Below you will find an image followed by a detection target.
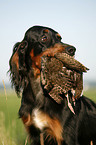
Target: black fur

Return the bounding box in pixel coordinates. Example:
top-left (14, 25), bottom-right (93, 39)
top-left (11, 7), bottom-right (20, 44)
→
top-left (9, 26), bottom-right (96, 145)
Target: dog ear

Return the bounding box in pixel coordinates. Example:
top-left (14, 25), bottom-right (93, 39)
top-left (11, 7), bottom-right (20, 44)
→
top-left (9, 40), bottom-right (28, 95)
top-left (18, 41), bottom-right (28, 74)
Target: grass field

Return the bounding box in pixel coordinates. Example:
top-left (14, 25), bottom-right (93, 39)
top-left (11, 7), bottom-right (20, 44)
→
top-left (0, 90), bottom-right (28, 145)
top-left (0, 87), bottom-right (96, 145)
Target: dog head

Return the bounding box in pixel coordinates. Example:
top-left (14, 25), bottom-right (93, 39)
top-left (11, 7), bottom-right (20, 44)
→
top-left (9, 26), bottom-right (76, 94)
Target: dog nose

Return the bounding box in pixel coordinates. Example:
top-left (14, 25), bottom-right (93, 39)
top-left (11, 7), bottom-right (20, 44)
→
top-left (66, 46), bottom-right (76, 56)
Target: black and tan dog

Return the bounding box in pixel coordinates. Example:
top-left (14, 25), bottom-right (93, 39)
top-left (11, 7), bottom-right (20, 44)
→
top-left (9, 26), bottom-right (96, 145)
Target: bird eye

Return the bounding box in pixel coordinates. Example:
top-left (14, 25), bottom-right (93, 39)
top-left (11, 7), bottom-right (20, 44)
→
top-left (41, 36), bottom-right (47, 42)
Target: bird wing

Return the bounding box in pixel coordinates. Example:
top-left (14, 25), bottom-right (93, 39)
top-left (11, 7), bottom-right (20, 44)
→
top-left (41, 56), bottom-right (76, 103)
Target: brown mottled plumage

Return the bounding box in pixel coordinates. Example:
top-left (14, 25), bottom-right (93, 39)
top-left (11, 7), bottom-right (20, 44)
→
top-left (41, 53), bottom-right (89, 104)
top-left (55, 53), bottom-right (89, 72)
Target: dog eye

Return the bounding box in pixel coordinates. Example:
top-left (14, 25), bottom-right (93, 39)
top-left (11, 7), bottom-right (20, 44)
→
top-left (41, 36), bottom-right (48, 42)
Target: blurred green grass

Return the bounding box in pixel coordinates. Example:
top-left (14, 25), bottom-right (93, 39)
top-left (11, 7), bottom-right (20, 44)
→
top-left (0, 87), bottom-right (96, 145)
top-left (83, 88), bottom-right (96, 102)
top-left (0, 89), bottom-right (28, 145)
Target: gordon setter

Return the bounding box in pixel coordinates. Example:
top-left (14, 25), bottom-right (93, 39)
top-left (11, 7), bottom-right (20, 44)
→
top-left (9, 26), bottom-right (96, 145)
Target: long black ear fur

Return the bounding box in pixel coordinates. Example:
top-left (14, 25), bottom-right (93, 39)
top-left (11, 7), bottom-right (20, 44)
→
top-left (9, 40), bottom-right (28, 96)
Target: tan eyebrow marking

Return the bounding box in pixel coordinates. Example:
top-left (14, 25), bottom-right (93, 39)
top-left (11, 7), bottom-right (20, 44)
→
top-left (43, 29), bottom-right (49, 33)
top-left (57, 33), bottom-right (61, 38)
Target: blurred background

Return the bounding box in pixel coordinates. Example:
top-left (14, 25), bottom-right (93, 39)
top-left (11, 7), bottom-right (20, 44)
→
top-left (0, 0), bottom-right (96, 145)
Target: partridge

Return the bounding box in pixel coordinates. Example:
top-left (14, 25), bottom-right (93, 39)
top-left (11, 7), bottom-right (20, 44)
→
top-left (41, 53), bottom-right (89, 104)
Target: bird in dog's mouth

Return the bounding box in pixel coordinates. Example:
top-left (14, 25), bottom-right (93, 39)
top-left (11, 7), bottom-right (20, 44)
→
top-left (41, 52), bottom-right (89, 113)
